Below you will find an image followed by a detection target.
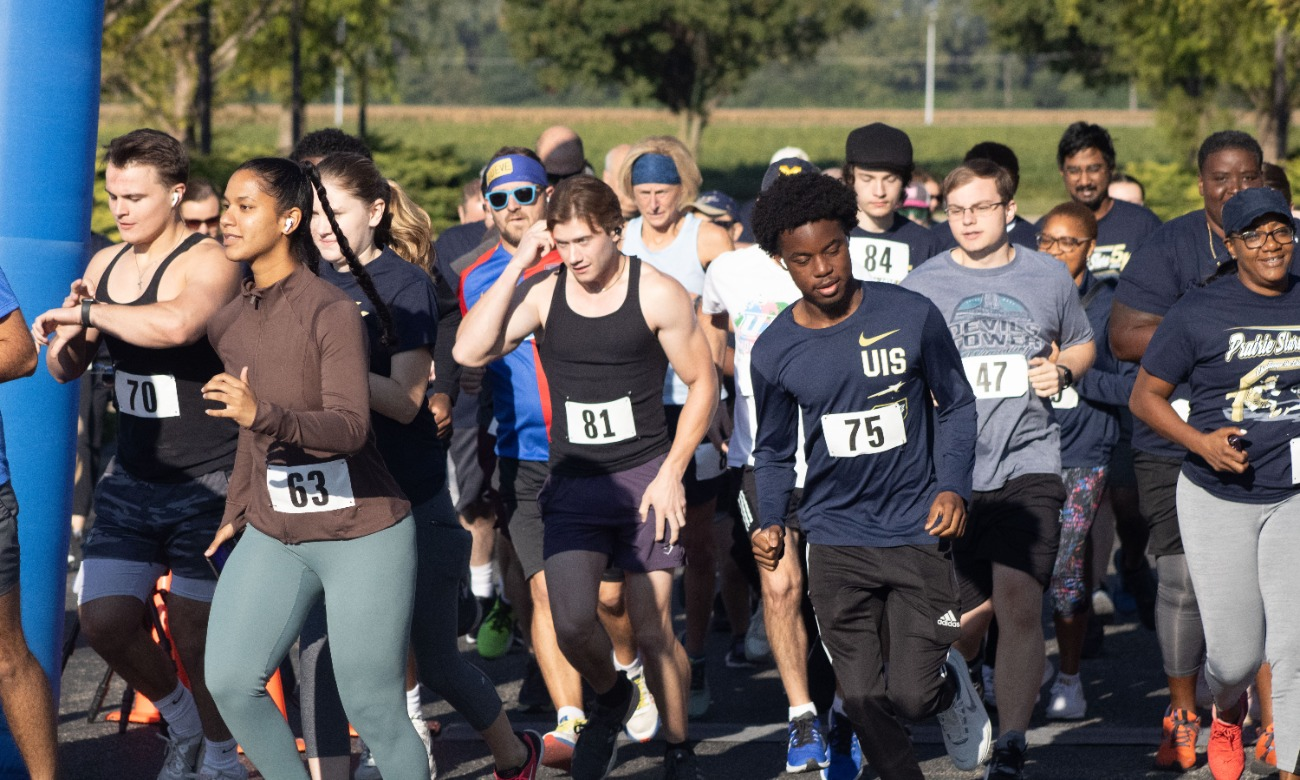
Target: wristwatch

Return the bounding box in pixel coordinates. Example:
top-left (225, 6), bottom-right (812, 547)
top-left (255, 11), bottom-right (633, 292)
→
top-left (1057, 364), bottom-right (1074, 390)
top-left (80, 298), bottom-right (96, 328)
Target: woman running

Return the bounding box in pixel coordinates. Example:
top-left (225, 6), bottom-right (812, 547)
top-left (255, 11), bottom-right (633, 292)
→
top-left (1131, 187), bottom-right (1300, 780)
top-left (199, 157), bottom-right (426, 780)
top-left (299, 152), bottom-right (542, 780)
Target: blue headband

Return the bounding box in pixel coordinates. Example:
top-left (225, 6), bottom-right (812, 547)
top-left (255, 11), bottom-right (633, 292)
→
top-left (631, 153), bottom-right (681, 185)
top-left (484, 154), bottom-right (548, 192)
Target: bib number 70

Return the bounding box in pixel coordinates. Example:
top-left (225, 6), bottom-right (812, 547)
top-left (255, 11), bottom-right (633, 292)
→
top-left (822, 402), bottom-right (907, 458)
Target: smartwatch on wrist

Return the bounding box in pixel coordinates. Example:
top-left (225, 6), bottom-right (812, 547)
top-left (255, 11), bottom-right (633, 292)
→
top-left (80, 298), bottom-right (96, 328)
top-left (1058, 364), bottom-right (1074, 390)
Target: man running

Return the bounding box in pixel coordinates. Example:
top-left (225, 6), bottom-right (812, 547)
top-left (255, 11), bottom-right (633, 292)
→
top-left (1054, 122), bottom-right (1161, 276)
top-left (32, 129), bottom-right (243, 780)
top-left (0, 268), bottom-right (57, 780)
top-left (841, 123), bottom-right (945, 284)
top-left (454, 175), bottom-right (718, 779)
top-left (902, 159), bottom-right (1095, 779)
top-left (748, 169), bottom-right (990, 780)
top-left (179, 179), bottom-right (222, 239)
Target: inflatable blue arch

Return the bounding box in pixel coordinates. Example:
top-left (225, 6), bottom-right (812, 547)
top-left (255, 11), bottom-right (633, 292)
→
top-left (0, 3), bottom-right (105, 776)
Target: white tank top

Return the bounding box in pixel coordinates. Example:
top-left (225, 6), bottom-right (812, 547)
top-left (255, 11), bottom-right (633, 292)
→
top-left (622, 212), bottom-right (708, 406)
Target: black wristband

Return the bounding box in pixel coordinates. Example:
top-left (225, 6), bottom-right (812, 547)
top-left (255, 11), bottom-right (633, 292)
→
top-left (80, 298), bottom-right (95, 329)
top-left (1058, 364), bottom-right (1074, 389)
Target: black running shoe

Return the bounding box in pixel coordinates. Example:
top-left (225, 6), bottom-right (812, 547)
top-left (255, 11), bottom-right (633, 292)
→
top-left (570, 674), bottom-right (635, 780)
top-left (984, 739), bottom-right (1027, 779)
top-left (663, 745), bottom-right (703, 780)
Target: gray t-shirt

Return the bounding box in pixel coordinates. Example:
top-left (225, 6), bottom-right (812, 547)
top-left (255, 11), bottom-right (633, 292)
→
top-left (901, 248), bottom-right (1093, 491)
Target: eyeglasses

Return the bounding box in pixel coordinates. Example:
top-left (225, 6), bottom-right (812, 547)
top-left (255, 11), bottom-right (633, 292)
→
top-left (184, 216), bottom-right (220, 230)
top-left (1236, 225), bottom-right (1296, 249)
top-left (1036, 233), bottom-right (1089, 250)
top-left (943, 201), bottom-right (1006, 218)
top-left (487, 185), bottom-right (541, 211)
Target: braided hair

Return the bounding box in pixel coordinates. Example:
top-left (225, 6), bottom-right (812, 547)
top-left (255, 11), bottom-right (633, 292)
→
top-left (303, 159), bottom-right (397, 348)
top-left (232, 157), bottom-right (322, 273)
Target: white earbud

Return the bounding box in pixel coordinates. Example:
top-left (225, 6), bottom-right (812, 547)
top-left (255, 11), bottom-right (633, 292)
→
top-left (285, 219), bottom-right (294, 231)
top-left (170, 193), bottom-right (180, 207)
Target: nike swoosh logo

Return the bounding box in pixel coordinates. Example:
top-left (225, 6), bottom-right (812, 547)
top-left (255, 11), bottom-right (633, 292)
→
top-left (859, 329), bottom-right (899, 347)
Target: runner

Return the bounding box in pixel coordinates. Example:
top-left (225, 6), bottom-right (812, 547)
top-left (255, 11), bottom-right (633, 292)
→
top-left (901, 159), bottom-right (1095, 779)
top-left (180, 178), bottom-right (222, 238)
top-left (199, 156), bottom-right (425, 780)
top-left (1130, 187), bottom-right (1300, 780)
top-left (32, 129), bottom-right (243, 780)
top-left (1035, 202), bottom-right (1136, 720)
top-left (297, 152), bottom-right (543, 780)
top-left (1053, 122), bottom-right (1161, 276)
top-left (617, 136), bottom-right (733, 717)
top-left (841, 123), bottom-right (944, 284)
top-left (748, 169), bottom-right (990, 780)
top-left (454, 175), bottom-right (718, 779)
top-left (699, 159), bottom-right (831, 775)
top-left (0, 269), bottom-right (57, 780)
top-left (960, 143), bottom-right (1037, 249)
top-left (460, 148), bottom-right (657, 767)
top-left (1110, 130), bottom-right (1265, 772)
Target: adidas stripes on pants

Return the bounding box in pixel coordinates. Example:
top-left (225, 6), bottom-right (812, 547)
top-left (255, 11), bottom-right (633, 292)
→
top-left (806, 542), bottom-right (962, 780)
top-left (1176, 475), bottom-right (1300, 774)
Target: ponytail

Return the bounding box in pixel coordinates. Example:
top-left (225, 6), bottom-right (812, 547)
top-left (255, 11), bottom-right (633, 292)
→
top-left (384, 179), bottom-right (437, 278)
top-left (304, 162), bottom-right (398, 348)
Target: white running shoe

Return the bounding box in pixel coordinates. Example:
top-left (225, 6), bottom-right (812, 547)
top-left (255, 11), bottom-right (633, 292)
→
top-left (412, 715), bottom-right (438, 778)
top-left (1045, 674), bottom-right (1087, 720)
top-left (937, 648), bottom-right (994, 771)
top-left (354, 739), bottom-right (381, 780)
top-left (624, 669), bottom-right (661, 742)
top-left (197, 764), bottom-right (249, 780)
top-left (157, 731), bottom-right (203, 780)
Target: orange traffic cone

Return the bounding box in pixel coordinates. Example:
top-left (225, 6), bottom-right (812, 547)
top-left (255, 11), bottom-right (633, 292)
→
top-left (105, 690), bottom-right (160, 724)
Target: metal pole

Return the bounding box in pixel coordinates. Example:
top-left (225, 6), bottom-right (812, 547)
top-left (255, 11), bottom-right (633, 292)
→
top-left (925, 2), bottom-right (937, 126)
top-left (334, 16), bottom-right (346, 127)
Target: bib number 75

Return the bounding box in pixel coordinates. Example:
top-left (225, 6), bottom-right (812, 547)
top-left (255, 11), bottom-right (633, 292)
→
top-left (822, 402), bottom-right (907, 458)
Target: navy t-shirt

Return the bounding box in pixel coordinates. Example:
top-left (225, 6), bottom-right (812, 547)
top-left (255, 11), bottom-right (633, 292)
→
top-left (848, 214), bottom-right (945, 284)
top-left (0, 266), bottom-right (17, 486)
top-left (1034, 199), bottom-right (1161, 276)
top-left (1053, 274), bottom-right (1136, 468)
top-left (750, 282), bottom-right (977, 547)
top-left (434, 221), bottom-right (488, 289)
top-left (1115, 209), bottom-right (1229, 458)
top-left (1142, 274), bottom-right (1300, 503)
top-left (320, 249), bottom-right (445, 503)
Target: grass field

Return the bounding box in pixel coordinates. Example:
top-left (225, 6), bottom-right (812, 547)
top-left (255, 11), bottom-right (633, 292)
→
top-left (98, 105), bottom-right (1216, 235)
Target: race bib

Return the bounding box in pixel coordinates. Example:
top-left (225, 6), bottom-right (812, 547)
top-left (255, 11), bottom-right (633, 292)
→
top-left (849, 236), bottom-right (910, 284)
top-left (114, 371), bottom-right (181, 418)
top-left (962, 355), bottom-right (1029, 400)
top-left (1171, 398), bottom-right (1191, 422)
top-left (267, 460), bottom-right (356, 514)
top-left (821, 403), bottom-right (907, 458)
top-left (565, 397), bottom-right (637, 445)
top-left (1050, 386), bottom-right (1079, 409)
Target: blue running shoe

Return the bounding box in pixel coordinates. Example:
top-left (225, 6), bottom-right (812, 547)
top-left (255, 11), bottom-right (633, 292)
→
top-left (820, 710), bottom-right (861, 780)
top-left (786, 713), bottom-right (829, 773)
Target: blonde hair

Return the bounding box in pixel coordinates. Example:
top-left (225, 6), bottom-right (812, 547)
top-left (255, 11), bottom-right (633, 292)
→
top-left (618, 135), bottom-right (702, 212)
top-left (385, 179), bottom-right (435, 275)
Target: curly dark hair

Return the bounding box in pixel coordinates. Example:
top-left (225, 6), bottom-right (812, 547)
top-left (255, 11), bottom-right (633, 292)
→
top-left (752, 172), bottom-right (858, 258)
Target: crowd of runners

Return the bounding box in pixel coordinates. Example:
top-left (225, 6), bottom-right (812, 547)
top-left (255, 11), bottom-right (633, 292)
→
top-left (0, 117), bottom-right (1295, 780)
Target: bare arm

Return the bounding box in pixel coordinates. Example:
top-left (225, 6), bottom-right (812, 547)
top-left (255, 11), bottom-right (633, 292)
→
top-left (370, 347), bottom-right (432, 424)
top-left (701, 311), bottom-right (729, 370)
top-left (1028, 340), bottom-right (1096, 398)
top-left (1130, 367), bottom-right (1246, 474)
top-left (1109, 301), bottom-right (1163, 363)
top-left (0, 308), bottom-right (37, 383)
top-left (452, 222), bottom-right (551, 367)
top-left (696, 221), bottom-right (735, 268)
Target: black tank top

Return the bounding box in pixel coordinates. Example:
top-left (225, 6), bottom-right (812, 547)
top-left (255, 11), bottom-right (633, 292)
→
top-left (98, 235), bottom-right (237, 481)
top-left (538, 257), bottom-right (670, 476)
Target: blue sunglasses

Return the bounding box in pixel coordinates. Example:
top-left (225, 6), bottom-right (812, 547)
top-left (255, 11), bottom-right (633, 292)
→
top-left (487, 185), bottom-right (541, 210)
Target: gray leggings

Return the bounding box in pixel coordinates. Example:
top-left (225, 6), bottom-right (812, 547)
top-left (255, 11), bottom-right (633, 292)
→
top-left (206, 519), bottom-right (428, 780)
top-left (300, 489), bottom-right (502, 758)
top-left (1177, 475), bottom-right (1300, 773)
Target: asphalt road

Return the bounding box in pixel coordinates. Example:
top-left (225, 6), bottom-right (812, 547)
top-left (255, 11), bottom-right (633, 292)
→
top-left (55, 569), bottom-right (1282, 780)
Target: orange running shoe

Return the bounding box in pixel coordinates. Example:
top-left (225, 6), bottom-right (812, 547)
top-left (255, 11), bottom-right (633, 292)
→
top-left (1254, 723), bottom-right (1277, 768)
top-left (1155, 706), bottom-right (1200, 771)
top-left (1208, 697), bottom-right (1246, 780)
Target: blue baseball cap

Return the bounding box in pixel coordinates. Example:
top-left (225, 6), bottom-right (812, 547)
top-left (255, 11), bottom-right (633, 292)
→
top-left (1222, 187), bottom-right (1292, 235)
top-left (690, 191), bottom-right (740, 222)
top-left (761, 158), bottom-right (821, 193)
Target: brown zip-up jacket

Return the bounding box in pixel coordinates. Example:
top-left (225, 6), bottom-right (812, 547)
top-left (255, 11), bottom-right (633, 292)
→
top-left (208, 265), bottom-right (410, 542)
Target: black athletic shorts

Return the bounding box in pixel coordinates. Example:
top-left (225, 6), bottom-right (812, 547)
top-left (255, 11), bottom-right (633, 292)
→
top-left (664, 405), bottom-right (723, 506)
top-left (448, 391), bottom-right (498, 516)
top-left (737, 465), bottom-right (802, 533)
top-left (1133, 452), bottom-right (1183, 558)
top-left (0, 482), bottom-right (20, 597)
top-left (497, 457), bottom-right (549, 580)
top-left (955, 472), bottom-right (1065, 610)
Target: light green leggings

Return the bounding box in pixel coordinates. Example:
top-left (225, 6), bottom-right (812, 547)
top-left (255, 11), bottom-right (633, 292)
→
top-left (205, 518), bottom-right (427, 780)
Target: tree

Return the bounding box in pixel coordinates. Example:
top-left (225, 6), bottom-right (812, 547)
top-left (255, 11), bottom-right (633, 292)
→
top-left (501, 0), bottom-right (874, 153)
top-left (975, 0), bottom-right (1300, 161)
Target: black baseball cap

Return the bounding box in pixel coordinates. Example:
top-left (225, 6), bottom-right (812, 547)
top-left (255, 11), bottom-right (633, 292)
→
top-left (1221, 187), bottom-right (1292, 235)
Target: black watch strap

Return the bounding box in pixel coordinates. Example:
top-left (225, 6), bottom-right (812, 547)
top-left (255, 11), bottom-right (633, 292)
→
top-left (80, 298), bottom-right (96, 328)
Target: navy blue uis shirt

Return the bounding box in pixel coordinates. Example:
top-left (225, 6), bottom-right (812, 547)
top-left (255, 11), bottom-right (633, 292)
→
top-left (1054, 273), bottom-right (1136, 468)
top-left (750, 282), bottom-right (977, 548)
top-left (1115, 209), bottom-right (1229, 458)
top-left (1142, 273), bottom-right (1300, 503)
